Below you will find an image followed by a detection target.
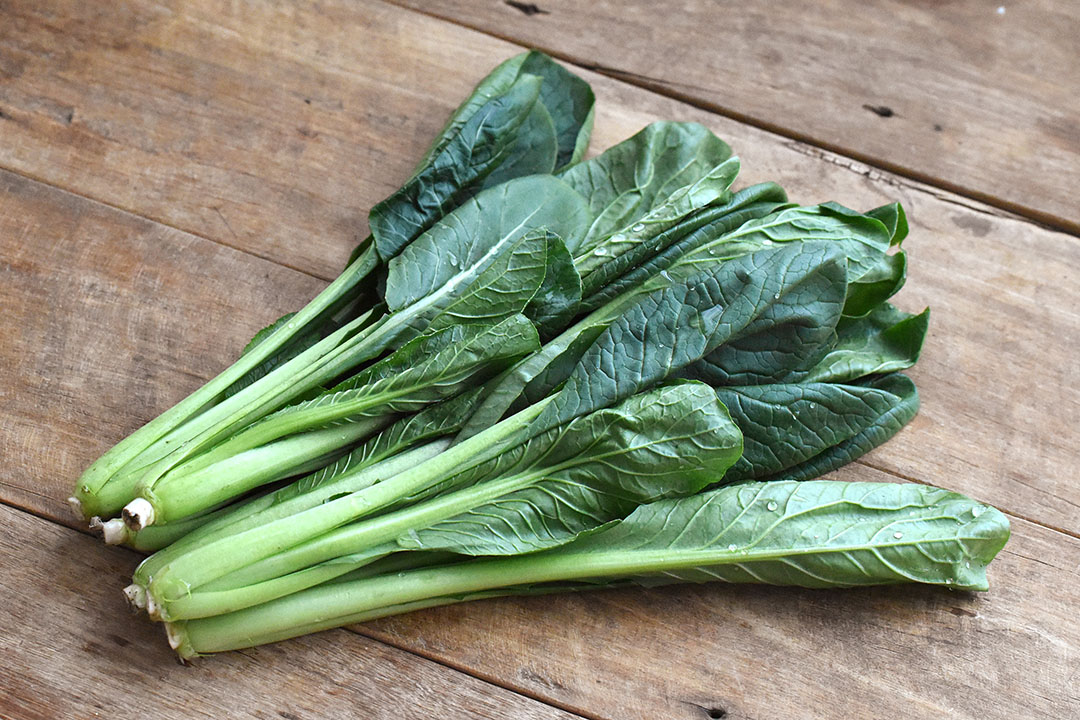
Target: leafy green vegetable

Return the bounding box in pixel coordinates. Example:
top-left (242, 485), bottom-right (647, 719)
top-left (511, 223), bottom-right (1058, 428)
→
top-left (370, 52), bottom-right (594, 261)
top-left (67, 51), bottom-right (1012, 665)
top-left (167, 481), bottom-right (1009, 657)
top-left (803, 304), bottom-right (929, 383)
top-left (146, 382), bottom-right (743, 619)
top-left (124, 176), bottom-right (588, 526)
top-left (73, 53), bottom-right (595, 521)
top-left (717, 374), bottom-right (919, 483)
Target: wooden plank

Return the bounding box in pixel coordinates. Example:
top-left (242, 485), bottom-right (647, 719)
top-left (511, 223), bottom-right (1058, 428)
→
top-left (0, 503), bottom-right (581, 720)
top-left (360, 464), bottom-right (1080, 720)
top-left (0, 168), bottom-right (324, 524)
top-left (0, 0), bottom-right (460, 279)
top-left (386, 0), bottom-right (1080, 232)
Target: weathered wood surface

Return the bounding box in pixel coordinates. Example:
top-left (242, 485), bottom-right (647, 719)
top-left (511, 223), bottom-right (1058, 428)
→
top-left (388, 0), bottom-right (1080, 232)
top-left (0, 0), bottom-right (1077, 718)
top-left (0, 503), bottom-right (582, 720)
top-left (361, 466), bottom-right (1080, 720)
top-left (0, 168), bottom-right (323, 525)
top-left (0, 0), bottom-right (1075, 530)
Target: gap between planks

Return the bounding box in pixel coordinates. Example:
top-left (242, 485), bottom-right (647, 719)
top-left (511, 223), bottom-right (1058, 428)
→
top-left (378, 0), bottom-right (1080, 240)
top-left (349, 625), bottom-right (611, 720)
top-left (0, 494), bottom-right (594, 720)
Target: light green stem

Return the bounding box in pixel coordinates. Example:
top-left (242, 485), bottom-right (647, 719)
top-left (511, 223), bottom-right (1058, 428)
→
top-left (146, 400), bottom-right (551, 602)
top-left (72, 244), bottom-right (379, 519)
top-left (137, 415), bottom-right (391, 524)
top-left (132, 440), bottom-right (452, 586)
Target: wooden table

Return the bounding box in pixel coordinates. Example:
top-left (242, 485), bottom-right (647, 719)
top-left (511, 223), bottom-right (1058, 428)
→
top-left (2, 2), bottom-right (1077, 717)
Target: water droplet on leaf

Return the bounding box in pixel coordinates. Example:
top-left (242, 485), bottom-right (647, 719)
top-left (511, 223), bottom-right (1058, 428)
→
top-left (893, 531), bottom-right (903, 539)
top-left (632, 223), bottom-right (645, 232)
top-left (766, 501), bottom-right (778, 511)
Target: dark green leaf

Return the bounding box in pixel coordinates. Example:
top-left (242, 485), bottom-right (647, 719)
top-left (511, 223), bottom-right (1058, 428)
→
top-left (580, 182), bottom-right (790, 312)
top-left (553, 479), bottom-right (1010, 591)
top-left (866, 202), bottom-right (909, 246)
top-left (523, 231), bottom-right (583, 338)
top-left (765, 374), bottom-right (919, 482)
top-left (559, 122), bottom-right (734, 257)
top-left (716, 374), bottom-right (919, 482)
top-left (842, 250), bottom-right (907, 318)
top-left (536, 243), bottom-right (848, 432)
top-left (803, 304), bottom-right (929, 383)
top-left (384, 175), bottom-right (590, 332)
top-left (398, 381), bottom-right (742, 555)
top-left (519, 51), bottom-right (595, 170)
top-left (371, 75), bottom-right (544, 261)
top-left (474, 99), bottom-right (558, 190)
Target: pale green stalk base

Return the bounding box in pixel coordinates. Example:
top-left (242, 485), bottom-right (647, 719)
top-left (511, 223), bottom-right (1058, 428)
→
top-left (144, 399), bottom-right (552, 609)
top-left (131, 439), bottom-right (452, 588)
top-left (72, 244), bottom-right (379, 520)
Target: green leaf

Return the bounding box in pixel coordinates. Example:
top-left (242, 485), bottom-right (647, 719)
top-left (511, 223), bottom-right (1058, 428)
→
top-left (398, 381), bottom-right (743, 555)
top-left (716, 374), bottom-right (920, 483)
top-left (559, 122), bottom-right (734, 257)
top-left (803, 304), bottom-right (929, 383)
top-left (518, 51), bottom-right (595, 170)
top-left (580, 182), bottom-right (790, 312)
top-left (842, 250), bottom-right (907, 318)
top-left (169, 482), bottom-right (1009, 654)
top-left (286, 390), bottom-right (484, 499)
top-left (474, 99), bottom-right (558, 190)
top-left (679, 202), bottom-right (890, 275)
top-left (369, 52), bottom-right (595, 261)
top-left (371, 75), bottom-right (544, 261)
top-left (536, 242), bottom-right (848, 432)
top-left (573, 157), bottom-right (742, 295)
top-left (259, 315), bottom-right (540, 434)
top-left (552, 480), bottom-right (1010, 591)
top-left (866, 202), bottom-right (909, 246)
top-left (523, 231), bottom-right (583, 338)
top-left (681, 248), bottom-right (848, 386)
top-left (765, 374), bottom-right (919, 482)
top-left (384, 175), bottom-right (589, 332)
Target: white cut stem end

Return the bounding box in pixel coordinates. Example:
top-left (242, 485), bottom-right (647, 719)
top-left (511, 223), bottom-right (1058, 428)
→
top-left (123, 583), bottom-right (147, 612)
top-left (101, 519), bottom-right (131, 545)
top-left (165, 622), bottom-right (183, 650)
top-left (122, 498), bottom-right (155, 531)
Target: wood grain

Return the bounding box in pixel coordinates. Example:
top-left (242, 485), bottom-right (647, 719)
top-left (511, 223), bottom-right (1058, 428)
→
top-left (0, 503), bottom-right (581, 720)
top-left (387, 0), bottom-right (1080, 232)
top-left (0, 168), bottom-right (323, 524)
top-left (360, 464), bottom-right (1080, 720)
